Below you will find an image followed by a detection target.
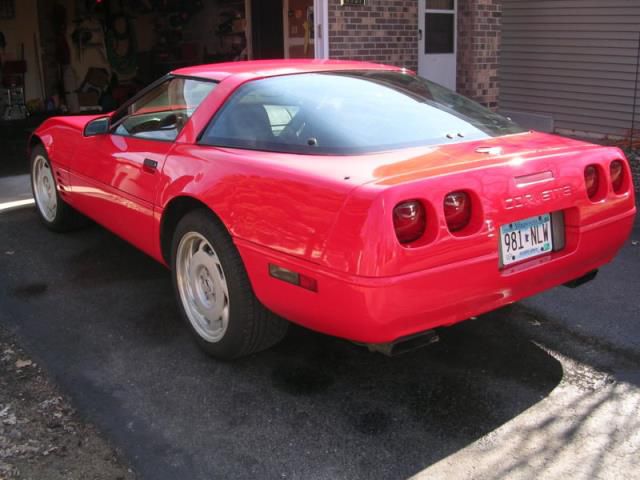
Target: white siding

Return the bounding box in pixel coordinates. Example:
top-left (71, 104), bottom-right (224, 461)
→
top-left (499, 0), bottom-right (640, 137)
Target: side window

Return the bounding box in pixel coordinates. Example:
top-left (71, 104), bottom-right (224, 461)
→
top-left (113, 77), bottom-right (216, 141)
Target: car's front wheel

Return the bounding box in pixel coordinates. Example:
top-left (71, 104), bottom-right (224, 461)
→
top-left (30, 144), bottom-right (85, 232)
top-left (171, 209), bottom-right (288, 359)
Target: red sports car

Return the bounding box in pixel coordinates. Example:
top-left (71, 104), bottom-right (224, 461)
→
top-left (30, 60), bottom-right (636, 359)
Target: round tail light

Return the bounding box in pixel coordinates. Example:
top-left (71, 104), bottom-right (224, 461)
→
top-left (444, 191), bottom-right (472, 232)
top-left (584, 165), bottom-right (600, 200)
top-left (393, 200), bottom-right (426, 244)
top-left (610, 160), bottom-right (625, 193)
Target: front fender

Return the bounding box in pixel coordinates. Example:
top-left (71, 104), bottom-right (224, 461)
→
top-left (31, 115), bottom-right (102, 169)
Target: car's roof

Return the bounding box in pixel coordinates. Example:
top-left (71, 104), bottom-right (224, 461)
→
top-left (172, 59), bottom-right (405, 82)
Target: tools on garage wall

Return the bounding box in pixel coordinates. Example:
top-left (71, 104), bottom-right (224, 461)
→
top-left (0, 0), bottom-right (293, 116)
top-left (1, 42), bottom-right (28, 120)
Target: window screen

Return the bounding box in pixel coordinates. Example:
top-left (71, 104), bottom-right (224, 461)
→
top-left (425, 13), bottom-right (455, 54)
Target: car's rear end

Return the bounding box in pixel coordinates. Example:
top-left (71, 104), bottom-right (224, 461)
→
top-left (226, 67), bottom-right (635, 347)
top-left (331, 132), bottom-right (635, 333)
top-left (242, 133), bottom-right (635, 346)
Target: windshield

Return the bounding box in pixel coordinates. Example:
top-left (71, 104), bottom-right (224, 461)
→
top-left (200, 70), bottom-right (524, 155)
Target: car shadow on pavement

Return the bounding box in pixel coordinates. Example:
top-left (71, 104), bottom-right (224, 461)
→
top-left (0, 208), bottom-right (564, 480)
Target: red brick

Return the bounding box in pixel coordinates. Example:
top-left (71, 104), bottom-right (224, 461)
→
top-left (457, 0), bottom-right (502, 109)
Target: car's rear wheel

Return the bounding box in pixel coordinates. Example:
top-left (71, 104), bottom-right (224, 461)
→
top-left (171, 209), bottom-right (288, 359)
top-left (30, 145), bottom-right (85, 232)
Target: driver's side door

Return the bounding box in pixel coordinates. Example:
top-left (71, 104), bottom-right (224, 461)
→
top-left (69, 76), bottom-right (216, 253)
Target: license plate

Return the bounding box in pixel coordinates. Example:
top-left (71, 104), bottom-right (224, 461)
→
top-left (500, 213), bottom-right (553, 267)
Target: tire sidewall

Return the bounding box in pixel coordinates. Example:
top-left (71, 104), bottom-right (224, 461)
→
top-left (170, 210), bottom-right (255, 359)
top-left (30, 145), bottom-right (64, 229)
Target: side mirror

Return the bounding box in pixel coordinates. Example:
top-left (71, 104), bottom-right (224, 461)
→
top-left (84, 116), bottom-right (110, 136)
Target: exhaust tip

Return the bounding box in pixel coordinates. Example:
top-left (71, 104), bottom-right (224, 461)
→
top-left (367, 330), bottom-right (439, 357)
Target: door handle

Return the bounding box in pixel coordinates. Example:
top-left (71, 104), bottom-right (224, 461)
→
top-left (418, 29), bottom-right (422, 40)
top-left (143, 158), bottom-right (158, 172)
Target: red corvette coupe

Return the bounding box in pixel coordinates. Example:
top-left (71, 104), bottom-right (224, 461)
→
top-left (30, 60), bottom-right (636, 359)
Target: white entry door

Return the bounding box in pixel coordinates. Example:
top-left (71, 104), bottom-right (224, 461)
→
top-left (314, 0), bottom-right (329, 59)
top-left (418, 0), bottom-right (457, 90)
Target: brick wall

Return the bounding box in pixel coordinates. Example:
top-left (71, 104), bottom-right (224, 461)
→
top-left (457, 0), bottom-right (502, 108)
top-left (328, 0), bottom-right (418, 72)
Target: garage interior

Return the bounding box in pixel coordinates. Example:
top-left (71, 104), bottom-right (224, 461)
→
top-left (0, 0), bottom-right (316, 118)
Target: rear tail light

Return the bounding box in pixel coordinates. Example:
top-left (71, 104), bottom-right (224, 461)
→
top-left (393, 200), bottom-right (426, 244)
top-left (610, 160), bottom-right (625, 193)
top-left (584, 165), bottom-right (600, 199)
top-left (444, 191), bottom-right (471, 232)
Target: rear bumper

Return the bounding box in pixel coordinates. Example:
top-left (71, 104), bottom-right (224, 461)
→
top-left (237, 208), bottom-right (636, 344)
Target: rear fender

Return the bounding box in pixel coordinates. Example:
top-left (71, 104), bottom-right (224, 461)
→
top-left (157, 144), bottom-right (360, 265)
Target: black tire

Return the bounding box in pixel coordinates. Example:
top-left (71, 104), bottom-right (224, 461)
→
top-left (30, 144), bottom-right (86, 232)
top-left (170, 209), bottom-right (288, 359)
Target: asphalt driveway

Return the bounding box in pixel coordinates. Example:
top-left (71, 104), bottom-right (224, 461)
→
top-left (0, 205), bottom-right (638, 479)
